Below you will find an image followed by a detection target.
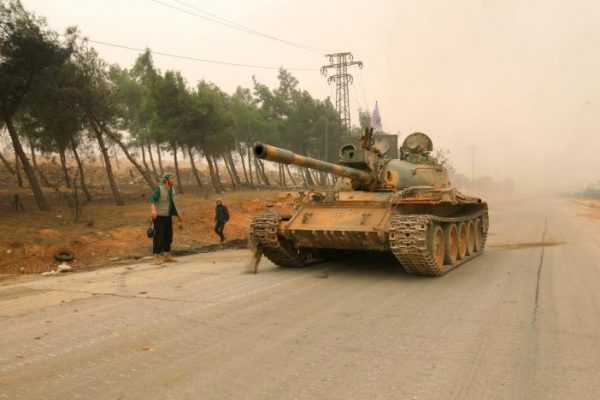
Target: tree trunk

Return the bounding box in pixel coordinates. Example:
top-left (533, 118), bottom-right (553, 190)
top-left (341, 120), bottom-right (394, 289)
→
top-left (320, 171), bottom-right (327, 186)
top-left (222, 154), bottom-right (236, 188)
top-left (28, 137), bottom-right (52, 187)
top-left (253, 155), bottom-right (263, 185)
top-left (316, 171), bottom-right (324, 186)
top-left (0, 151), bottom-right (15, 174)
top-left (212, 154), bottom-right (226, 192)
top-left (312, 170), bottom-right (320, 186)
top-left (172, 143), bottom-right (184, 194)
top-left (187, 145), bottom-right (203, 188)
top-left (285, 165), bottom-right (298, 186)
top-left (71, 140), bottom-right (92, 202)
top-left (59, 147), bottom-right (71, 188)
top-left (257, 158), bottom-right (270, 186)
top-left (187, 144), bottom-right (202, 187)
top-left (247, 146), bottom-right (254, 187)
top-left (12, 137), bottom-right (23, 187)
top-left (156, 142), bottom-right (164, 175)
top-left (4, 117), bottom-right (49, 209)
top-left (226, 151), bottom-right (241, 185)
top-left (252, 155), bottom-right (261, 184)
top-left (146, 138), bottom-right (159, 182)
top-left (205, 152), bottom-right (222, 193)
top-left (303, 167), bottom-right (315, 186)
top-left (281, 164), bottom-right (287, 187)
top-left (99, 124), bottom-right (154, 189)
top-left (309, 169), bottom-right (318, 186)
top-left (276, 164), bottom-right (281, 186)
top-left (91, 121), bottom-right (124, 206)
top-left (237, 146), bottom-right (249, 184)
top-left (15, 154), bottom-right (23, 188)
top-left (139, 138), bottom-right (152, 181)
top-left (300, 168), bottom-right (308, 187)
top-left (112, 144), bottom-right (120, 170)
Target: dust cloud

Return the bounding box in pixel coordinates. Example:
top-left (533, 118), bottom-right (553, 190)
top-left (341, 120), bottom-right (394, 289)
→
top-left (20, 0), bottom-right (600, 193)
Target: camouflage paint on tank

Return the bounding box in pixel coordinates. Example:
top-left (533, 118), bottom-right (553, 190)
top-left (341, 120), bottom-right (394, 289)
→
top-left (251, 129), bottom-right (489, 276)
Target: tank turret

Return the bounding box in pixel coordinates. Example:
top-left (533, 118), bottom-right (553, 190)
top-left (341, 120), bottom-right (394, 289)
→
top-left (254, 129), bottom-right (450, 191)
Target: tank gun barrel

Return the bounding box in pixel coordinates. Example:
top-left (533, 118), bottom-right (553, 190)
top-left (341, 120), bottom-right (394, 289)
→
top-left (254, 143), bottom-right (371, 183)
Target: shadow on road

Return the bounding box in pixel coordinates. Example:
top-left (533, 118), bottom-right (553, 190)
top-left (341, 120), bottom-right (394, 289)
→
top-left (273, 251), bottom-right (419, 281)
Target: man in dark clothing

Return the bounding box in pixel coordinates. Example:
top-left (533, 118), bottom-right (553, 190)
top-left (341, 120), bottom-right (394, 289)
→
top-left (150, 172), bottom-right (182, 264)
top-left (214, 199), bottom-right (229, 242)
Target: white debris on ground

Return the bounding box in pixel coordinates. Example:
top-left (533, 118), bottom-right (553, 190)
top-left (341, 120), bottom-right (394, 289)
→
top-left (41, 262), bottom-right (73, 276)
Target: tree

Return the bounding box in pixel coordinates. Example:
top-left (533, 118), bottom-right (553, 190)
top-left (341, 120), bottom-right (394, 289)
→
top-left (103, 65), bottom-right (154, 189)
top-left (358, 108), bottom-right (371, 130)
top-left (23, 60), bottom-right (85, 189)
top-left (69, 37), bottom-right (125, 205)
top-left (147, 70), bottom-right (194, 193)
top-left (253, 69), bottom-right (343, 186)
top-left (193, 80), bottom-right (234, 192)
top-left (0, 0), bottom-right (72, 210)
top-left (111, 51), bottom-right (162, 183)
top-left (229, 86), bottom-right (275, 186)
top-left (131, 50), bottom-right (161, 181)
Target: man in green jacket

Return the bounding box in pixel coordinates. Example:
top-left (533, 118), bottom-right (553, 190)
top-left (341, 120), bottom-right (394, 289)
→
top-left (150, 172), bottom-right (182, 264)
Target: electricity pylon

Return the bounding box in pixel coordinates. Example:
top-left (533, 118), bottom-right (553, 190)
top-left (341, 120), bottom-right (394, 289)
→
top-left (321, 52), bottom-right (363, 133)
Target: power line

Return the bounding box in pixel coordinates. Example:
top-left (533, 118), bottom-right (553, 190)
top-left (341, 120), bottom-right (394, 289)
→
top-left (169, 0), bottom-right (279, 36)
top-left (352, 84), bottom-right (364, 111)
top-left (164, 0), bottom-right (329, 54)
top-left (357, 69), bottom-right (370, 110)
top-left (149, 0), bottom-right (328, 55)
top-left (78, 37), bottom-right (319, 71)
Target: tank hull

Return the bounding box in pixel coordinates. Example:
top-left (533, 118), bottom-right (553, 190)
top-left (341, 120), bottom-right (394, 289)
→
top-left (250, 188), bottom-right (489, 276)
top-left (250, 136), bottom-right (489, 277)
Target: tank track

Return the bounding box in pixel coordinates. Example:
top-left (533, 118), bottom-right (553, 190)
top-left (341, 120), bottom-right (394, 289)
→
top-left (250, 214), bottom-right (311, 268)
top-left (389, 210), bottom-right (489, 276)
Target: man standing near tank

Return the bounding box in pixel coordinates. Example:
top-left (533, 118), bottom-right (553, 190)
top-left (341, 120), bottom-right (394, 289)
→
top-left (215, 199), bottom-right (229, 242)
top-left (150, 172), bottom-right (182, 264)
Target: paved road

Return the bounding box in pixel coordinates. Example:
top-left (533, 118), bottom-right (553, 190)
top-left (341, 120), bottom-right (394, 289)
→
top-left (1, 197), bottom-right (599, 400)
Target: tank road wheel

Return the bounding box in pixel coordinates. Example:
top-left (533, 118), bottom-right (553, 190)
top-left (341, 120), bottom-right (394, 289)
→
top-left (474, 219), bottom-right (483, 253)
top-left (427, 225), bottom-right (445, 269)
top-left (466, 220), bottom-right (476, 256)
top-left (442, 224), bottom-right (459, 265)
top-left (457, 222), bottom-right (468, 260)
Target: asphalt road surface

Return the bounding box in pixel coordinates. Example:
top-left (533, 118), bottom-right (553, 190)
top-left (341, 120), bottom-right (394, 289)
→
top-left (1, 196), bottom-right (599, 400)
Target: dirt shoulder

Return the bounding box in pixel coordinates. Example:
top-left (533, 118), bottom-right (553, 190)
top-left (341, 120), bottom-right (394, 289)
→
top-left (568, 197), bottom-right (600, 220)
top-left (0, 186), bottom-right (293, 281)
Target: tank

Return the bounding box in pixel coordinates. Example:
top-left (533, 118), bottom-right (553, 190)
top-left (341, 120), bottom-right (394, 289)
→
top-left (250, 129), bottom-right (489, 276)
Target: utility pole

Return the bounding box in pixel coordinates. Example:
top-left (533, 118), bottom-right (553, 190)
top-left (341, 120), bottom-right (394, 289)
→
top-left (321, 52), bottom-right (363, 133)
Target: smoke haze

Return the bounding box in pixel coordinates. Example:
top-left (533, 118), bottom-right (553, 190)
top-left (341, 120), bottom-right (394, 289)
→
top-left (21, 0), bottom-right (600, 191)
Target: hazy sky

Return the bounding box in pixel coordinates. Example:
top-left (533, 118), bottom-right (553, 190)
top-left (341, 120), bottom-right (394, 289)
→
top-left (20, 0), bottom-right (600, 190)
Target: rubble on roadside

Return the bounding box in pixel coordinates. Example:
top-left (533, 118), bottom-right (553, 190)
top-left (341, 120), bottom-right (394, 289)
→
top-left (41, 262), bottom-right (73, 276)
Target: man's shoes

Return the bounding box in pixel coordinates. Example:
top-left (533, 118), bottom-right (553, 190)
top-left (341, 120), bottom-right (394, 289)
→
top-left (153, 254), bottom-right (163, 265)
top-left (163, 252), bottom-right (177, 263)
top-left (220, 236), bottom-right (225, 242)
